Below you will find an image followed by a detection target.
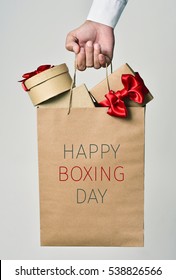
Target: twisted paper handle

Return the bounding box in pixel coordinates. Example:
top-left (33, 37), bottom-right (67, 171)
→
top-left (67, 59), bottom-right (113, 115)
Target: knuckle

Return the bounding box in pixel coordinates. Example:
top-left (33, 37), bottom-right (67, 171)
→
top-left (65, 43), bottom-right (69, 50)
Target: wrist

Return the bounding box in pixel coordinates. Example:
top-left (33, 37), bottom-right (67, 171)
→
top-left (85, 20), bottom-right (114, 31)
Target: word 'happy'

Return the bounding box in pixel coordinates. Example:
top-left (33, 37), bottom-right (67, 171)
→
top-left (63, 144), bottom-right (120, 159)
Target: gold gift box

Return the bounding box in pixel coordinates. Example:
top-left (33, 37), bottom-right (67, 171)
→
top-left (24, 63), bottom-right (72, 106)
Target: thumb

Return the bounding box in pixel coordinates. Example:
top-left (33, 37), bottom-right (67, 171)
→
top-left (98, 54), bottom-right (112, 67)
top-left (65, 34), bottom-right (80, 54)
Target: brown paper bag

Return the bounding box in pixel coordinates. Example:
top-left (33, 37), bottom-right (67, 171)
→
top-left (38, 107), bottom-right (145, 247)
top-left (37, 64), bottom-right (152, 246)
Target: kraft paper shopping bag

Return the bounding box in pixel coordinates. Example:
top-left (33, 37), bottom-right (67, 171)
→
top-left (20, 63), bottom-right (153, 246)
top-left (38, 105), bottom-right (145, 246)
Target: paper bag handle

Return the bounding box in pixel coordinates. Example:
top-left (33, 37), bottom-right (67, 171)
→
top-left (68, 60), bottom-right (113, 115)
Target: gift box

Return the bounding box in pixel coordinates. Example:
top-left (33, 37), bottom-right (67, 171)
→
top-left (90, 63), bottom-right (153, 108)
top-left (21, 63), bottom-right (95, 108)
top-left (22, 63), bottom-right (72, 106)
top-left (39, 84), bottom-right (94, 108)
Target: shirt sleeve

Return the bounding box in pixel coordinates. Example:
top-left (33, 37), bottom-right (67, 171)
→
top-left (87, 0), bottom-right (128, 28)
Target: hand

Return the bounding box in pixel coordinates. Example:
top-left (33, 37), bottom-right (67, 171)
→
top-left (65, 20), bottom-right (115, 71)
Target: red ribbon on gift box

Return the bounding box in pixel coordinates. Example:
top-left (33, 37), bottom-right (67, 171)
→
top-left (99, 73), bottom-right (149, 118)
top-left (19, 64), bottom-right (54, 91)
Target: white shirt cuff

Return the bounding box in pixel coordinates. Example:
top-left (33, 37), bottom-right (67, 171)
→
top-left (87, 0), bottom-right (128, 28)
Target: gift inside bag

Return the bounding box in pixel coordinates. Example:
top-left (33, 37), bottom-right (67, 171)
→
top-left (21, 64), bottom-right (72, 106)
top-left (35, 63), bottom-right (153, 246)
top-left (39, 84), bottom-right (94, 108)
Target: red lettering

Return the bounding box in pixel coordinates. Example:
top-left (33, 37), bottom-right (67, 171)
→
top-left (83, 167), bottom-right (93, 181)
top-left (58, 165), bottom-right (125, 182)
top-left (71, 166), bottom-right (83, 181)
top-left (58, 166), bottom-right (68, 181)
top-left (100, 166), bottom-right (111, 181)
top-left (114, 166), bottom-right (124, 181)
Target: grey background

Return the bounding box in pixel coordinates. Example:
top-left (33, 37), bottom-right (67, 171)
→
top-left (0, 0), bottom-right (176, 259)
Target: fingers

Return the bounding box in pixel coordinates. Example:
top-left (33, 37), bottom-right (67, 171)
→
top-left (65, 34), bottom-right (80, 54)
top-left (76, 47), bottom-right (86, 71)
top-left (76, 41), bottom-right (93, 70)
top-left (94, 43), bottom-right (101, 69)
top-left (66, 33), bottom-right (112, 70)
top-left (75, 41), bottom-right (112, 71)
top-left (98, 54), bottom-right (111, 67)
top-left (85, 41), bottom-right (94, 67)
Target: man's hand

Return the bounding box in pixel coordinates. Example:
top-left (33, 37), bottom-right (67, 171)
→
top-left (65, 20), bottom-right (115, 71)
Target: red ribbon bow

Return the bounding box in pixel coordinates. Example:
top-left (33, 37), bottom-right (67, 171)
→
top-left (20, 64), bottom-right (54, 91)
top-left (99, 73), bottom-right (149, 118)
